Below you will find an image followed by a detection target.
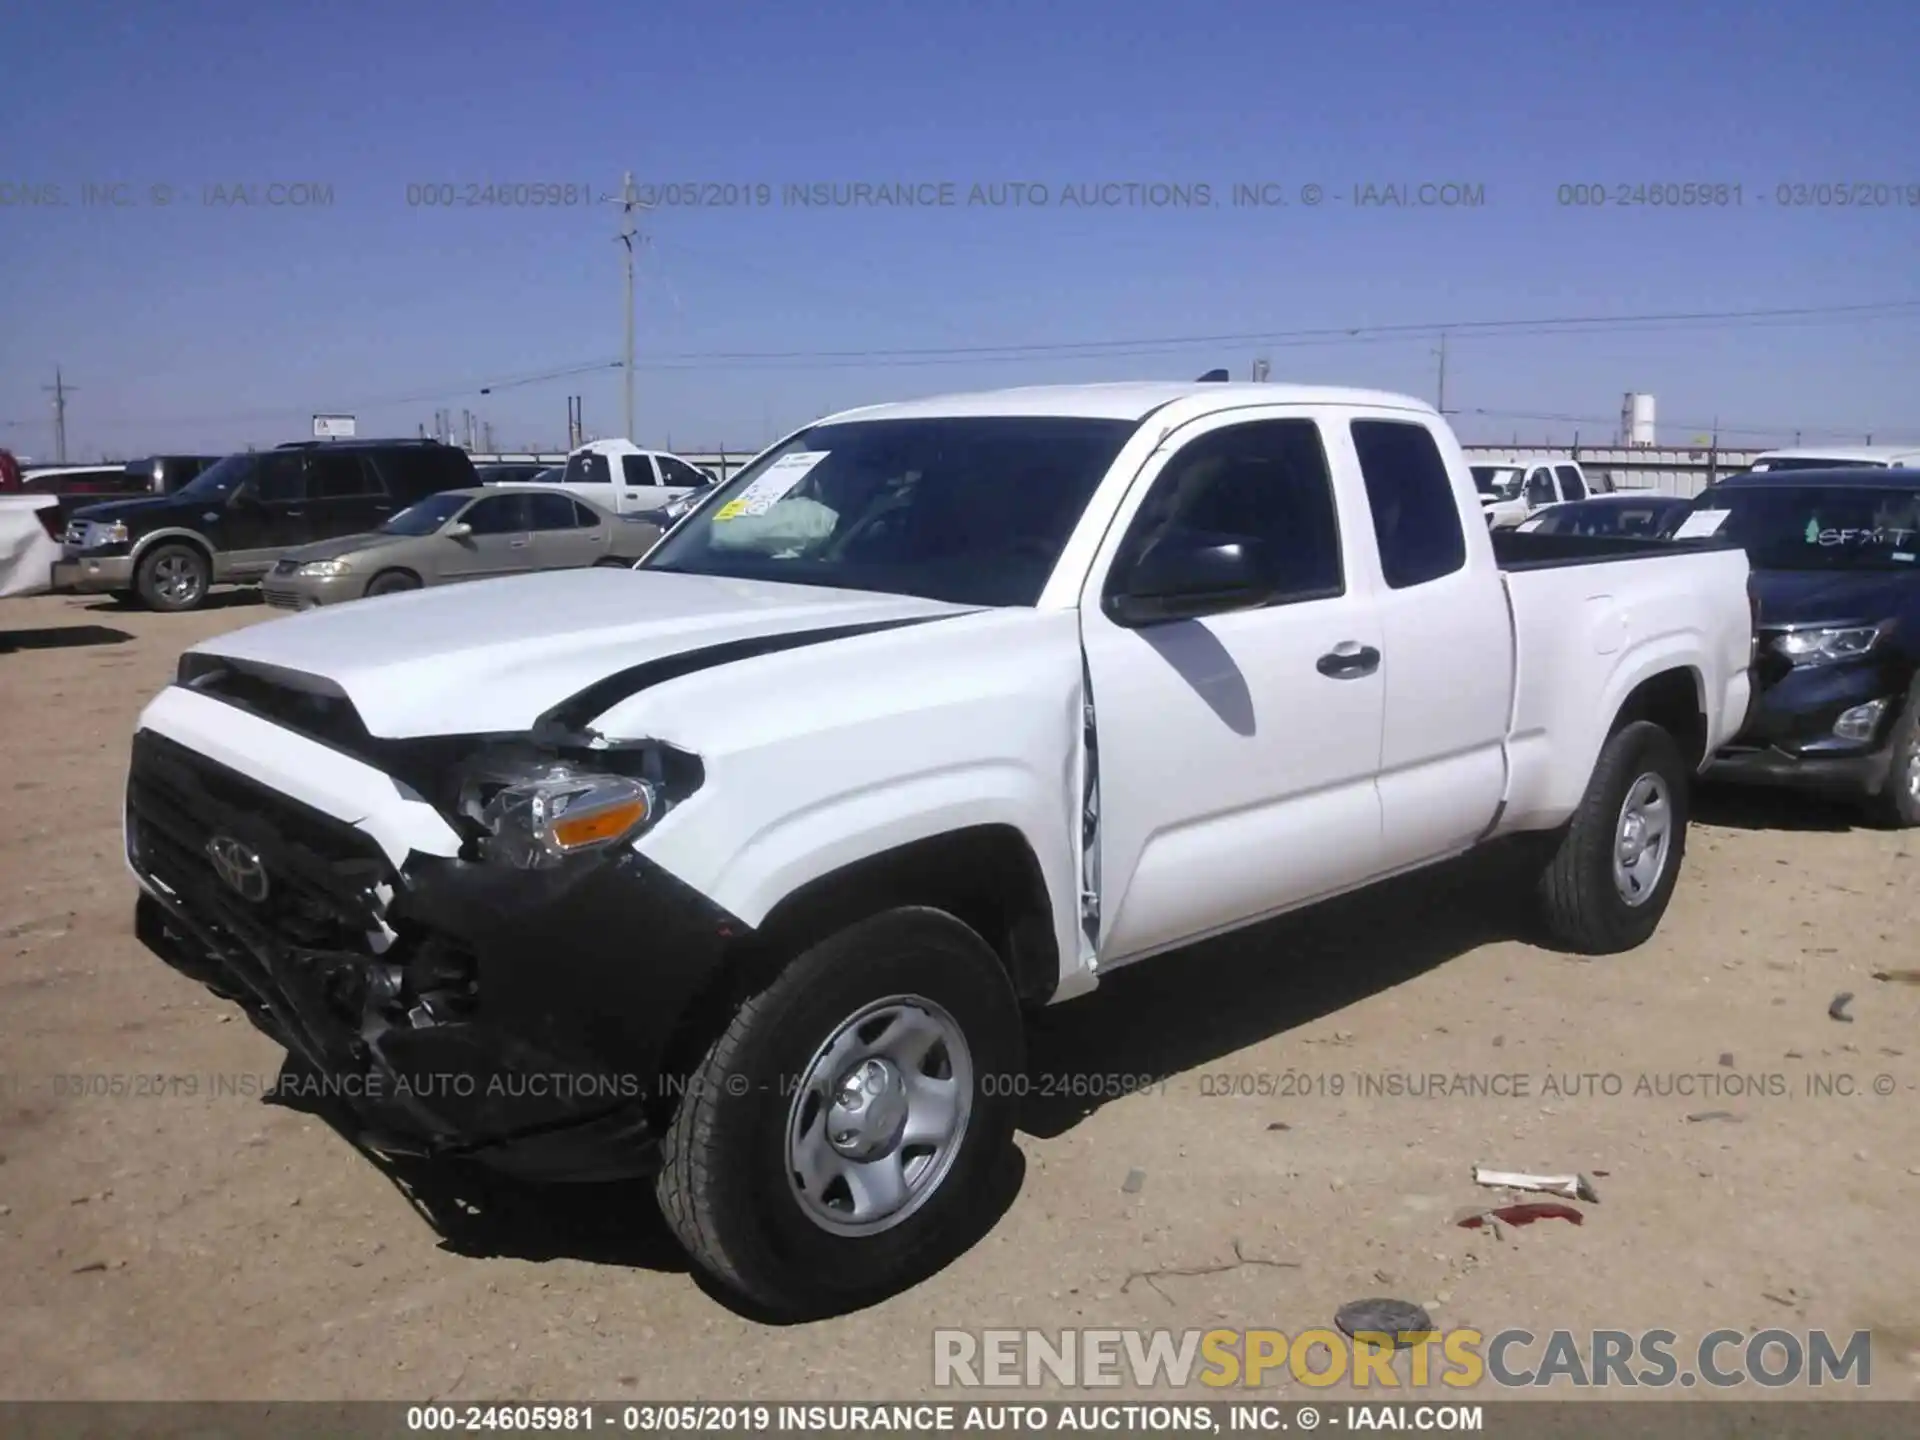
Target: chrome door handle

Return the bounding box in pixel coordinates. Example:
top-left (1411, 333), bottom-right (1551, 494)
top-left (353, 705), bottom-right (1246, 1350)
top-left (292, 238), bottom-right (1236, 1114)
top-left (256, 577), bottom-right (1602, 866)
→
top-left (1316, 643), bottom-right (1381, 678)
top-left (509, 539), bottom-right (530, 548)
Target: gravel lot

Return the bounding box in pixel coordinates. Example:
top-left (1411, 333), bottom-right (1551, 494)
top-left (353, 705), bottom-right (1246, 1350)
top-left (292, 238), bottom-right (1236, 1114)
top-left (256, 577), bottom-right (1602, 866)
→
top-left (2, 591), bottom-right (1917, 1402)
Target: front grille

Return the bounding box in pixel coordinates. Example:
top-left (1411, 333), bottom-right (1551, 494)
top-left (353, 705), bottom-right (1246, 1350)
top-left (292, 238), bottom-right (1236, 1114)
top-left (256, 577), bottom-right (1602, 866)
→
top-left (63, 520), bottom-right (88, 547)
top-left (127, 728), bottom-right (393, 951)
top-left (264, 590), bottom-right (301, 610)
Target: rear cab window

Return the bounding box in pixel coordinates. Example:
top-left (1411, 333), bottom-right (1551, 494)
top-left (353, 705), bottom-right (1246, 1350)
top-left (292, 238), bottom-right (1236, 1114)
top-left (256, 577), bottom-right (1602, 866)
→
top-left (1350, 420), bottom-right (1467, 588)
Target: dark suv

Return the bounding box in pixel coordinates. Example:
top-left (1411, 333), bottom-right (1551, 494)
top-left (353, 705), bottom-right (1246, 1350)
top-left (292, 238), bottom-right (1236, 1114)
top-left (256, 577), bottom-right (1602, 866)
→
top-left (54, 440), bottom-right (478, 612)
top-left (1697, 467), bottom-right (1920, 825)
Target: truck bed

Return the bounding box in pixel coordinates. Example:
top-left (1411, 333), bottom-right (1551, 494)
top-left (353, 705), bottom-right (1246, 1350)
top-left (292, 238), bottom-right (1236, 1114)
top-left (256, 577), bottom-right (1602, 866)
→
top-left (1489, 528), bottom-right (1738, 571)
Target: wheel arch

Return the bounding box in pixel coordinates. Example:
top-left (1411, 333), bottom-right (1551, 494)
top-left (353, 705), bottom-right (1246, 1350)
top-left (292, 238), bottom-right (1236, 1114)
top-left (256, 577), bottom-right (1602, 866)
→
top-left (653, 825), bottom-right (1058, 1110)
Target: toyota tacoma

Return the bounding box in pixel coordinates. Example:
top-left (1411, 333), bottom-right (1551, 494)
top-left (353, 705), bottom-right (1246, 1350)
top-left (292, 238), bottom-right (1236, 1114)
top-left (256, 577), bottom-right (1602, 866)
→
top-left (125, 383), bottom-right (1753, 1312)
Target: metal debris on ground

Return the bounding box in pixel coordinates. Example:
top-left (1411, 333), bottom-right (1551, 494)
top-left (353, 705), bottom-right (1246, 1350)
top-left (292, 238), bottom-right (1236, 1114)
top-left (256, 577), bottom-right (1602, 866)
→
top-left (1686, 1110), bottom-right (1743, 1124)
top-left (1121, 1168), bottom-right (1146, 1194)
top-left (1335, 1299), bottom-right (1435, 1346)
top-left (1871, 969), bottom-right (1920, 986)
top-left (1472, 1165), bottom-right (1600, 1203)
top-left (1266, 1122), bottom-right (1292, 1132)
top-left (1829, 992), bottom-right (1855, 1022)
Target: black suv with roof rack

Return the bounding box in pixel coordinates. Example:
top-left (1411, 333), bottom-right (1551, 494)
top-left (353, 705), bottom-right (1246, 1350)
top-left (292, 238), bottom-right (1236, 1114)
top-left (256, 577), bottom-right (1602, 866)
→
top-left (53, 439), bottom-right (478, 612)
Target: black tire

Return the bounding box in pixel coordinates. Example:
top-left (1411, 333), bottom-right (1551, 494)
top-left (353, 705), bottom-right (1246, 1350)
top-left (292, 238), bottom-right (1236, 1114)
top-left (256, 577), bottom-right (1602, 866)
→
top-left (1537, 720), bottom-right (1691, 954)
top-left (365, 569), bottom-right (421, 597)
top-left (134, 542), bottom-right (211, 613)
top-left (656, 907), bottom-right (1023, 1315)
top-left (1866, 685), bottom-right (1920, 829)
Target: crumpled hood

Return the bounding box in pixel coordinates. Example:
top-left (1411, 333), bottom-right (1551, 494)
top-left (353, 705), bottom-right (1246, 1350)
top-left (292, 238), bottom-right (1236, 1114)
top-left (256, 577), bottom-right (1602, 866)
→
top-left (185, 566), bottom-right (976, 737)
top-left (1748, 567), bottom-right (1915, 628)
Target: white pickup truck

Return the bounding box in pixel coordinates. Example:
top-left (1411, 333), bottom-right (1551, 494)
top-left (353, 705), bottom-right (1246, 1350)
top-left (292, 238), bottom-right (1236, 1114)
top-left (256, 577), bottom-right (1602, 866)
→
top-left (1472, 458), bottom-right (1596, 529)
top-left (125, 383), bottom-right (1752, 1313)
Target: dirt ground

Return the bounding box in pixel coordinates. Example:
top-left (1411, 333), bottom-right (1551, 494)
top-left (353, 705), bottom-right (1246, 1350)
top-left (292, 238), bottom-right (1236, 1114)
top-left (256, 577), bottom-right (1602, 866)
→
top-left (2, 590), bottom-right (1917, 1404)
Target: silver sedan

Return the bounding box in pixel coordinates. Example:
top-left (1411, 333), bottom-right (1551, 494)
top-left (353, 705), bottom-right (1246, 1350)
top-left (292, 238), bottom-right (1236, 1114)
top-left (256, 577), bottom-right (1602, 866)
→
top-left (262, 486), bottom-right (660, 609)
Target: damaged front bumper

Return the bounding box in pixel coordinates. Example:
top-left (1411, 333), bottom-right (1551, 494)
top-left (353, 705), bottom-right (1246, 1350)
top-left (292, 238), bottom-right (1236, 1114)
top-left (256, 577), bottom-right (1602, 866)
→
top-left (126, 719), bottom-right (739, 1182)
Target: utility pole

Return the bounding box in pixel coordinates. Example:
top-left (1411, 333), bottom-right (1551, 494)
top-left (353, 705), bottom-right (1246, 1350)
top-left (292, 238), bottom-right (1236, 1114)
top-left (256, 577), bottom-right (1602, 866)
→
top-left (482, 420), bottom-right (495, 453)
top-left (1251, 357), bottom-right (1270, 383)
top-left (1434, 332), bottom-right (1449, 413)
top-left (608, 172), bottom-right (652, 441)
top-left (43, 367), bottom-right (73, 463)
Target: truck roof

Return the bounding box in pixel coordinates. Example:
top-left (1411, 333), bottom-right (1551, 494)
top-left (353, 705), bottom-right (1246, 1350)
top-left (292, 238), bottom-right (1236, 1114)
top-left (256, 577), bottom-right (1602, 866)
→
top-left (819, 381), bottom-right (1438, 425)
top-left (1750, 445), bottom-right (1920, 466)
top-left (1715, 466), bottom-right (1920, 489)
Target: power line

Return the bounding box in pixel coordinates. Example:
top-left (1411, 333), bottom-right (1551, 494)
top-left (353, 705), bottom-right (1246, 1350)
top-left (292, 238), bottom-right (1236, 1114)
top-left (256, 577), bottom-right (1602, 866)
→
top-left (12, 298), bottom-right (1918, 432)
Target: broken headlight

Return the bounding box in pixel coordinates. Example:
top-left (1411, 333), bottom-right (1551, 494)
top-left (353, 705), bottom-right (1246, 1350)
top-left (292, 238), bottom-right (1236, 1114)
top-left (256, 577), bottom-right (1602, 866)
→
top-left (454, 745), bottom-right (678, 869)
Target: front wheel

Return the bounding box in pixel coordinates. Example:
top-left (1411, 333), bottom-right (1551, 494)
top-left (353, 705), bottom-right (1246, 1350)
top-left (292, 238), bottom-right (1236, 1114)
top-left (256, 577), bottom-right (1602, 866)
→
top-left (134, 542), bottom-right (211, 612)
top-left (656, 908), bottom-right (1023, 1315)
top-left (1536, 720), bottom-right (1691, 954)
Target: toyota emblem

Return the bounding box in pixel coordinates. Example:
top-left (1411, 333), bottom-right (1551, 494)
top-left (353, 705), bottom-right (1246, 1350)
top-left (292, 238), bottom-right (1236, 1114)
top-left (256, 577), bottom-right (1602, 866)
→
top-left (206, 835), bottom-right (270, 902)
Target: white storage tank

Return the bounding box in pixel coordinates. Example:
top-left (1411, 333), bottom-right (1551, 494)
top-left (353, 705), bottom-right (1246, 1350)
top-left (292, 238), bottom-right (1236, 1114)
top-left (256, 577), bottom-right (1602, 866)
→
top-left (1620, 392), bottom-right (1656, 447)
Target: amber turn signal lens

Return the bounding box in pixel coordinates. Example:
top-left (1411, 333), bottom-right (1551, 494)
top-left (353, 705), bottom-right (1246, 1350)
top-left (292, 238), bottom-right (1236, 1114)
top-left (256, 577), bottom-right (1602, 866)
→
top-left (550, 796), bottom-right (650, 849)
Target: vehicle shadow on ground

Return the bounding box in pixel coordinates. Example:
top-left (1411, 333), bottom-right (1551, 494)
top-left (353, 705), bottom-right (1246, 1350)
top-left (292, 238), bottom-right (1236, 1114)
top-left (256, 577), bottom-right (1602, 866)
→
top-left (1691, 781), bottom-right (1865, 833)
top-left (266, 1056), bottom-right (1026, 1323)
top-left (1019, 842), bottom-right (1544, 1138)
top-left (82, 589), bottom-right (262, 613)
top-left (0, 623), bottom-right (133, 653)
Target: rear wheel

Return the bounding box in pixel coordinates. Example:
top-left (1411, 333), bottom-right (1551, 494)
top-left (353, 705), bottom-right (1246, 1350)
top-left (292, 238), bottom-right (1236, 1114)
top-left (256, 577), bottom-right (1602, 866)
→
top-left (1537, 720), bottom-right (1690, 953)
top-left (366, 569), bottom-right (421, 597)
top-left (656, 908), bottom-right (1023, 1315)
top-left (134, 543), bottom-right (210, 612)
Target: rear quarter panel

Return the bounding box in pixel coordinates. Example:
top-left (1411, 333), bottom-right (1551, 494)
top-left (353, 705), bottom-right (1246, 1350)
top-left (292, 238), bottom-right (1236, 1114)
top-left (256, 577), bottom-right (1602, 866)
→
top-left (1496, 545), bottom-right (1753, 832)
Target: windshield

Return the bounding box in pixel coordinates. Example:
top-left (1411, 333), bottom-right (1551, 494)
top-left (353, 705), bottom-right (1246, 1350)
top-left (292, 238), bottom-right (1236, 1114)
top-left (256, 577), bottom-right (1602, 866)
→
top-left (641, 415), bottom-right (1140, 606)
top-left (1471, 465), bottom-right (1524, 500)
top-left (381, 492), bottom-right (470, 536)
top-left (175, 452), bottom-right (255, 499)
top-left (1684, 484), bottom-right (1920, 570)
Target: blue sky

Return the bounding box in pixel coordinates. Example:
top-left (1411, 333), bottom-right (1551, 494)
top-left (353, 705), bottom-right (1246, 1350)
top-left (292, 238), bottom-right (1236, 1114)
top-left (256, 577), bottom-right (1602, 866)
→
top-left (3, 0), bottom-right (1917, 460)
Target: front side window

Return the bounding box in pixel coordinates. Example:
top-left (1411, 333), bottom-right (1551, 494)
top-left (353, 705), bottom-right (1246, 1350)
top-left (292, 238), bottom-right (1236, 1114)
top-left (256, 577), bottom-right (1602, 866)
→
top-left (1106, 419), bottom-right (1343, 605)
top-left (464, 494), bottom-right (531, 535)
top-left (643, 415), bottom-right (1138, 606)
top-left (1555, 464), bottom-right (1587, 501)
top-left (1524, 468), bottom-right (1557, 507)
top-left (254, 453), bottom-right (306, 503)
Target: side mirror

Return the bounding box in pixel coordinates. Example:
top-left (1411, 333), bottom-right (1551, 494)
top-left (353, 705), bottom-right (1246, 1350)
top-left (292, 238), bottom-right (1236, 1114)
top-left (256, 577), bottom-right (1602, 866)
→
top-left (1103, 535), bottom-right (1269, 628)
top-left (447, 521), bottom-right (472, 539)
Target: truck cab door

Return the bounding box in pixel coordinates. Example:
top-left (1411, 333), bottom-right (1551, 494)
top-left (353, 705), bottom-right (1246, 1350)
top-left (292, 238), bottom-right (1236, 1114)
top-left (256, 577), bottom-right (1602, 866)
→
top-left (1343, 418), bottom-right (1512, 870)
top-left (618, 454), bottom-right (662, 512)
top-left (1078, 410), bottom-right (1387, 968)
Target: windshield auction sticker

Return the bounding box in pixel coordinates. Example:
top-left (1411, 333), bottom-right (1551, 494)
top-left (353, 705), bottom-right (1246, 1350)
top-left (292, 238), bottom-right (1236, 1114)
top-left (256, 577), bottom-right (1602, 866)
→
top-left (714, 451), bottom-right (830, 521)
top-left (1671, 508), bottom-right (1730, 539)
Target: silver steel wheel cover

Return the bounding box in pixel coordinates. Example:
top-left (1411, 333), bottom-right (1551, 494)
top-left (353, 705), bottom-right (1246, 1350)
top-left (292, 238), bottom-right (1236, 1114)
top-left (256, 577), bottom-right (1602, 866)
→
top-left (1904, 741), bottom-right (1920, 803)
top-left (1612, 771), bottom-right (1673, 906)
top-left (785, 994), bottom-right (974, 1236)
